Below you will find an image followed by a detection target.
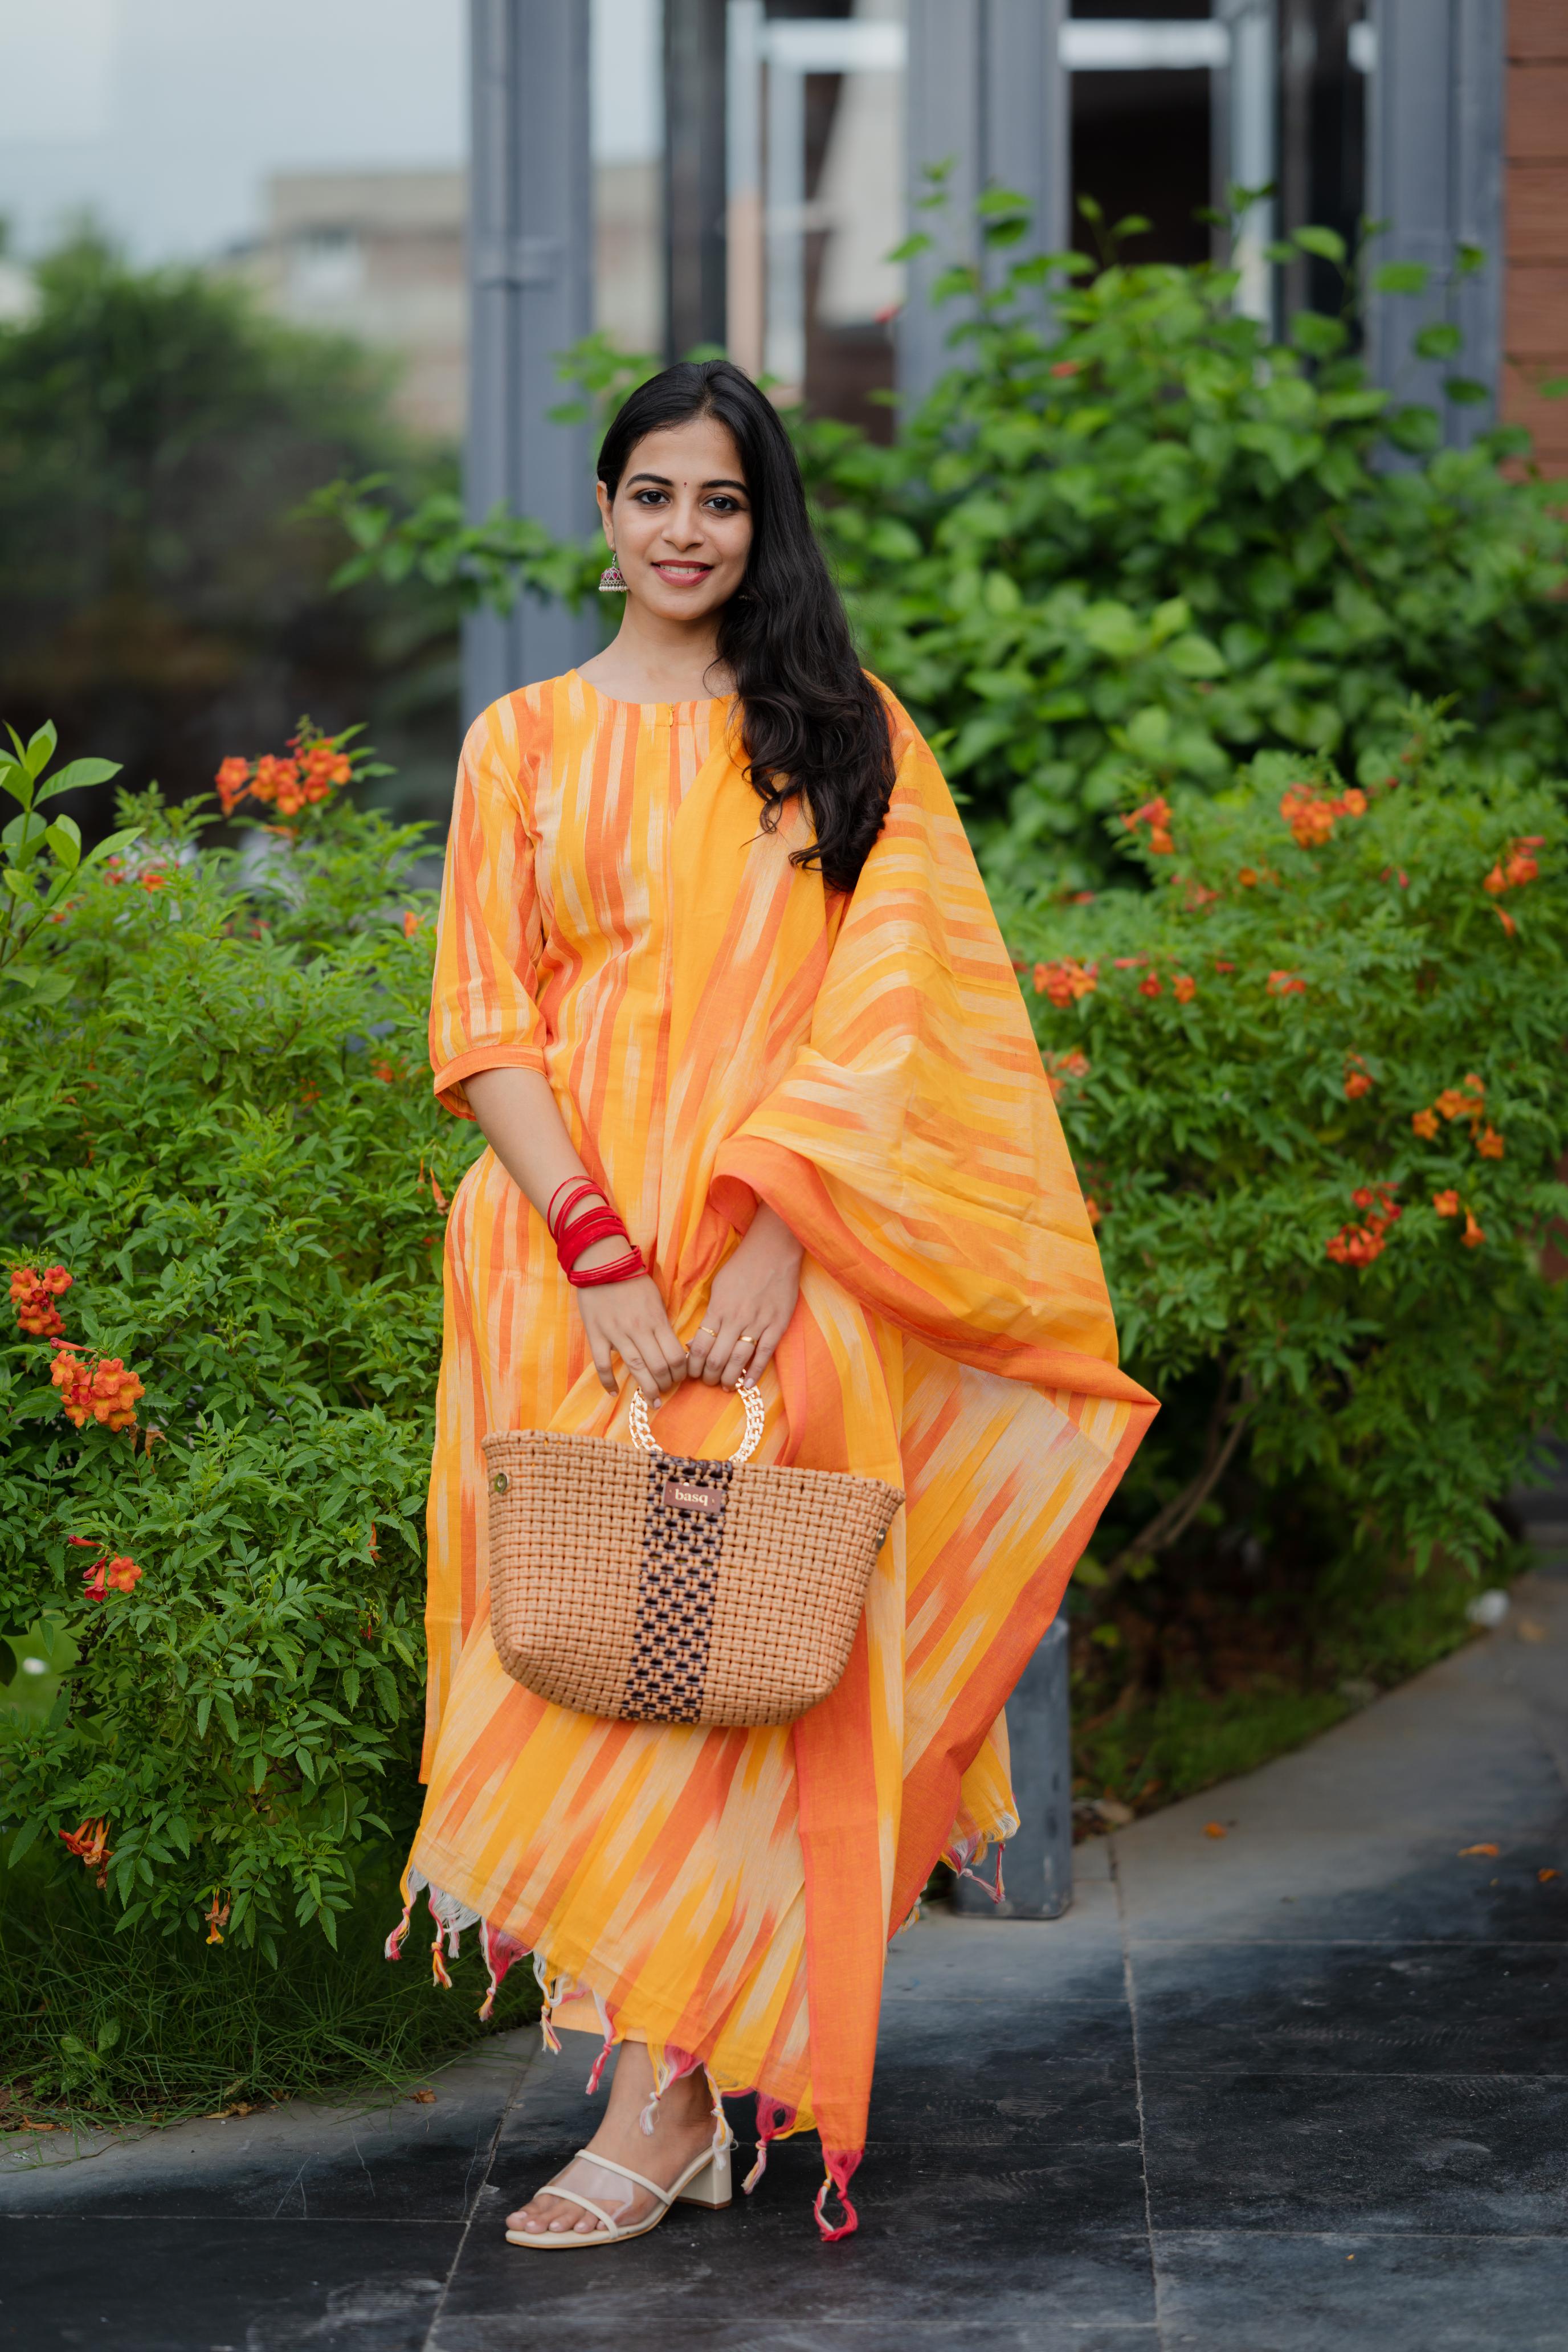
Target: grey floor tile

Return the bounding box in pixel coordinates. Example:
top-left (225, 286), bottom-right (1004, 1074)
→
top-left (0, 2216), bottom-right (460, 2351)
top-left (1153, 2229), bottom-right (1568, 2351)
top-left (436, 2140), bottom-right (1157, 2349)
top-left (1131, 1938), bottom-right (1568, 2075)
top-left (1141, 2070), bottom-right (1568, 2235)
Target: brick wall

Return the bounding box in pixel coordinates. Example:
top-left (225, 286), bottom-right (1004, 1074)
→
top-left (1504, 0), bottom-right (1568, 473)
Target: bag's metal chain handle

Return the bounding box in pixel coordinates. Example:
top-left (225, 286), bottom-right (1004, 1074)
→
top-left (629, 1376), bottom-right (765, 1466)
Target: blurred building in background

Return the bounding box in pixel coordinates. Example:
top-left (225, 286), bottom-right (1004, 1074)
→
top-left (1503, 2), bottom-right (1568, 472)
top-left (2, 1), bottom-right (1561, 773)
top-left (467, 0), bottom-right (1557, 707)
top-left (232, 172), bottom-right (468, 440)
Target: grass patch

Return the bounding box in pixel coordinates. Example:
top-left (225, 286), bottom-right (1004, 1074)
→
top-left (0, 1846), bottom-right (539, 2137)
top-left (1071, 1546), bottom-right (1504, 1819)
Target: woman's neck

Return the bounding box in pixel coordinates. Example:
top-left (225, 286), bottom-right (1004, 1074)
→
top-left (577, 603), bottom-right (733, 705)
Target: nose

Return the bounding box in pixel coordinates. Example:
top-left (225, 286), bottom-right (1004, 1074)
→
top-left (658, 496), bottom-right (708, 550)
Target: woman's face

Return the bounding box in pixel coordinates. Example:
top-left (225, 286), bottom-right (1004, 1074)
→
top-left (598, 414), bottom-right (753, 624)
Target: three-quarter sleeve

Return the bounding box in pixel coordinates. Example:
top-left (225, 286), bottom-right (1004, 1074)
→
top-left (428, 701), bottom-right (548, 1120)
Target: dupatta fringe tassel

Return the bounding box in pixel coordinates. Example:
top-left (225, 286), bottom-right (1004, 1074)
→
top-left (385, 1883), bottom-right (847, 2232)
top-left (814, 2149), bottom-right (863, 2241)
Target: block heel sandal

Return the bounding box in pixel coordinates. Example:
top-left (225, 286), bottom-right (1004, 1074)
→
top-left (504, 2137), bottom-right (733, 2250)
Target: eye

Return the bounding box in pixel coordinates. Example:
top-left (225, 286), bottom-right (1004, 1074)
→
top-left (631, 488), bottom-right (669, 507)
top-left (706, 495), bottom-right (744, 515)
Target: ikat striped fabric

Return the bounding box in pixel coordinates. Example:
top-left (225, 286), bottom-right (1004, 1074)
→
top-left (404, 672), bottom-right (1156, 2216)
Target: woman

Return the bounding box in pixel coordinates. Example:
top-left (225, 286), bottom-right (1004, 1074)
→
top-left (391, 359), bottom-right (1155, 2247)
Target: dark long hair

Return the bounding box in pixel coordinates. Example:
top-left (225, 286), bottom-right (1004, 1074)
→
top-left (596, 361), bottom-right (895, 894)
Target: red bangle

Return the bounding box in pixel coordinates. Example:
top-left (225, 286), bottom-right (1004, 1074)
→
top-left (569, 1251), bottom-right (646, 1288)
top-left (547, 1177), bottom-right (601, 1239)
top-left (550, 1179), bottom-right (646, 1288)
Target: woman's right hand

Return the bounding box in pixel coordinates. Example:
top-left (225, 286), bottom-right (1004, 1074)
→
top-left (574, 1261), bottom-right (688, 1400)
top-left (458, 1068), bottom-right (687, 1401)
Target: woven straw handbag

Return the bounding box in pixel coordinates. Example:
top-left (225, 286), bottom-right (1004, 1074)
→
top-left (483, 1383), bottom-right (904, 1728)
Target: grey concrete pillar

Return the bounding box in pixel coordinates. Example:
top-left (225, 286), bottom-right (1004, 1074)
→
top-left (952, 1616), bottom-right (1073, 1920)
top-left (899, 0), bottom-right (1069, 406)
top-left (1365, 0), bottom-right (1504, 446)
top-left (464, 0), bottom-right (601, 724)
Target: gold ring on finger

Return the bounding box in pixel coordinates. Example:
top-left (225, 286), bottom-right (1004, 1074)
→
top-left (739, 1334), bottom-right (757, 1346)
top-left (697, 1325), bottom-right (717, 1336)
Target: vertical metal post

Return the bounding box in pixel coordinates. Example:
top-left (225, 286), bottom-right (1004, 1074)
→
top-left (1214, 0), bottom-right (1279, 328)
top-left (464, 0), bottom-right (599, 725)
top-left (983, 0), bottom-right (1070, 274)
top-left (665, 0), bottom-right (729, 357)
top-left (1365, 0), bottom-right (1504, 446)
top-left (900, 0), bottom-right (983, 404)
top-left (900, 0), bottom-right (1070, 407)
top-left (952, 1618), bottom-right (1073, 1920)
top-left (725, 0), bottom-right (765, 379)
top-left (763, 44), bottom-right (808, 394)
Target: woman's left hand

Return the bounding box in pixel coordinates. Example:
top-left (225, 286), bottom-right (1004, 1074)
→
top-left (686, 1205), bottom-right (803, 1390)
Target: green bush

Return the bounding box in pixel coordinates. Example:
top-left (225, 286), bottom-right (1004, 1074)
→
top-left (316, 222), bottom-right (1568, 885)
top-left (996, 705), bottom-right (1566, 1764)
top-left (803, 234), bottom-right (1568, 880)
top-left (0, 231), bottom-right (459, 834)
top-left (0, 1845), bottom-right (536, 2132)
top-left (0, 723), bottom-right (480, 1962)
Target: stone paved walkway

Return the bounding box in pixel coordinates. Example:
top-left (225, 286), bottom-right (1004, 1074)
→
top-left (4, 1558), bottom-right (1565, 2351)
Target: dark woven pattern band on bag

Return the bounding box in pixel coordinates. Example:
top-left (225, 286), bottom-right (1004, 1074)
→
top-left (483, 1391), bottom-right (904, 1728)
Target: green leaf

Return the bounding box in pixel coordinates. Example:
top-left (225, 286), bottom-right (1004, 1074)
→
top-left (1371, 261), bottom-right (1430, 296)
top-left (9, 1819), bottom-right (43, 1865)
top-left (1385, 403), bottom-right (1441, 454)
top-left (1443, 375), bottom-right (1491, 407)
top-left (1292, 226), bottom-right (1346, 266)
top-left (1413, 321), bottom-right (1462, 362)
top-left (44, 816), bottom-right (82, 871)
top-left (35, 757), bottom-right (121, 803)
top-left (9, 1386), bottom-right (66, 1420)
top-left (1289, 311), bottom-right (1348, 360)
top-left (22, 721), bottom-right (58, 778)
top-left (79, 825), bottom-right (142, 873)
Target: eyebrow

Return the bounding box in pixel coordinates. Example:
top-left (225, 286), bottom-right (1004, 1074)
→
top-left (625, 470), bottom-right (749, 493)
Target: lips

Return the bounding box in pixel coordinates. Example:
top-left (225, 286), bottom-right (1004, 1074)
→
top-left (652, 563), bottom-right (712, 584)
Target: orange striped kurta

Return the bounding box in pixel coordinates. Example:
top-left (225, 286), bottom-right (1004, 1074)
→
top-left (397, 671), bottom-right (1155, 2231)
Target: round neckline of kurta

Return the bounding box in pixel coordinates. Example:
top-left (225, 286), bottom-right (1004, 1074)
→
top-left (569, 670), bottom-right (733, 717)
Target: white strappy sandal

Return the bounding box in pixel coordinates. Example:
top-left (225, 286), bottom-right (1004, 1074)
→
top-left (504, 2132), bottom-right (733, 2250)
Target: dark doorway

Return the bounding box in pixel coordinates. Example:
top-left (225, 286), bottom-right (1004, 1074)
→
top-left (1071, 67), bottom-right (1213, 270)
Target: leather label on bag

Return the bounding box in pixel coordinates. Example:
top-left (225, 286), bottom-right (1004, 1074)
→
top-left (664, 1478), bottom-right (723, 1517)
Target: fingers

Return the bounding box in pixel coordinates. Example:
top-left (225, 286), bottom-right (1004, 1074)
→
top-left (633, 1303), bottom-right (688, 1395)
top-left (741, 1322), bottom-right (781, 1387)
top-left (716, 1324), bottom-right (765, 1392)
top-left (577, 1278), bottom-right (688, 1400)
top-left (685, 1322), bottom-right (719, 1383)
top-left (589, 1327), bottom-right (618, 1396)
top-left (693, 1301), bottom-right (769, 1390)
top-left (692, 1306), bottom-right (742, 1387)
top-left (618, 1333), bottom-right (683, 1402)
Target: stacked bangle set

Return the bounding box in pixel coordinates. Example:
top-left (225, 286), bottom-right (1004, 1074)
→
top-left (546, 1178), bottom-right (646, 1289)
